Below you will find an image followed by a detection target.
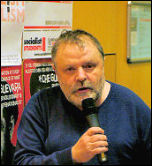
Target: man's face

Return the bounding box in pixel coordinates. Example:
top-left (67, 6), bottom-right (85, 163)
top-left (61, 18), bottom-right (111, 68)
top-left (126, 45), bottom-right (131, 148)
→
top-left (53, 37), bottom-right (105, 110)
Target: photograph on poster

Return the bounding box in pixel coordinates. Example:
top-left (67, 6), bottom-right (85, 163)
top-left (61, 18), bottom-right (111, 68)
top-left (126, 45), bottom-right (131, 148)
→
top-left (1, 78), bottom-right (18, 165)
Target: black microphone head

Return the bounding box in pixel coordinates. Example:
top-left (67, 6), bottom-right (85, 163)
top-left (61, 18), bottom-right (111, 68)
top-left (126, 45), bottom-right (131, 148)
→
top-left (82, 98), bottom-right (97, 116)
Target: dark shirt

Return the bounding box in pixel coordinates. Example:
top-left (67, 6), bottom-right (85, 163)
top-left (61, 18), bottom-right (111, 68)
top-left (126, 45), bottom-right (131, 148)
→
top-left (14, 81), bottom-right (151, 165)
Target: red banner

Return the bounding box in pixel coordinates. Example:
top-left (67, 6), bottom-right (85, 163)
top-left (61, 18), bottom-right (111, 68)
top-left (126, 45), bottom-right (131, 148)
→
top-left (1, 66), bottom-right (24, 146)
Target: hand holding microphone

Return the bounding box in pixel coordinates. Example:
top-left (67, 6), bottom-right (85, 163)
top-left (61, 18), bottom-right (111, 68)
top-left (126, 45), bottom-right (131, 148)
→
top-left (71, 98), bottom-right (108, 164)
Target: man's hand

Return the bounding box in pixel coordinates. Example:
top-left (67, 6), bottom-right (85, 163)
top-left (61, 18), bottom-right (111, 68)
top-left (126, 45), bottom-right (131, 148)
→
top-left (71, 127), bottom-right (108, 163)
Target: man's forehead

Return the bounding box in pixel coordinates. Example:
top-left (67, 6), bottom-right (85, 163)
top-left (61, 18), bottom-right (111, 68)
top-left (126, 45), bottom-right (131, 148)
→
top-left (59, 35), bottom-right (98, 51)
top-left (55, 41), bottom-right (102, 65)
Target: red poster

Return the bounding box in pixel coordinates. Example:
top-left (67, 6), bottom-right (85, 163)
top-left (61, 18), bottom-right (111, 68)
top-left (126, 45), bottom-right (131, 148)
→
top-left (1, 66), bottom-right (24, 164)
top-left (23, 58), bottom-right (58, 106)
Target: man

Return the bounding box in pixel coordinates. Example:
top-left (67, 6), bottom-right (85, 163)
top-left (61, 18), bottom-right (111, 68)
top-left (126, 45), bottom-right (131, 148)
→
top-left (14, 30), bottom-right (151, 165)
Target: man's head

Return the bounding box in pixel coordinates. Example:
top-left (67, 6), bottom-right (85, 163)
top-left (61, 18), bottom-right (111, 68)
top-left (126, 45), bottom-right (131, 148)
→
top-left (51, 29), bottom-right (105, 110)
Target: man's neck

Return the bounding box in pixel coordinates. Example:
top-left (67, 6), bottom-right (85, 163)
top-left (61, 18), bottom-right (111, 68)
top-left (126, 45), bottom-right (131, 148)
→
top-left (97, 81), bottom-right (111, 106)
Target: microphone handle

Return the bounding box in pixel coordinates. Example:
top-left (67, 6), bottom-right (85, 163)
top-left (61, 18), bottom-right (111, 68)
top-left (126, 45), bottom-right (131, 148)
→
top-left (86, 114), bottom-right (108, 163)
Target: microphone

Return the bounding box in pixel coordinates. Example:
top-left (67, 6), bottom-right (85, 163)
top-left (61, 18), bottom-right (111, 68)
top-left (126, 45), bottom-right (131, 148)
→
top-left (82, 98), bottom-right (107, 163)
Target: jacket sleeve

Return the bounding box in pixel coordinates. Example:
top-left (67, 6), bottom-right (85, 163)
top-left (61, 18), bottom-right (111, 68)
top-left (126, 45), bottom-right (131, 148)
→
top-left (13, 93), bottom-right (74, 165)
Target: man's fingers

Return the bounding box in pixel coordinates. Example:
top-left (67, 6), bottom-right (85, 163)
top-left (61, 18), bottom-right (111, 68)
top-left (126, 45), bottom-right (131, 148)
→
top-left (87, 127), bottom-right (104, 136)
top-left (90, 134), bottom-right (107, 142)
top-left (89, 141), bottom-right (108, 150)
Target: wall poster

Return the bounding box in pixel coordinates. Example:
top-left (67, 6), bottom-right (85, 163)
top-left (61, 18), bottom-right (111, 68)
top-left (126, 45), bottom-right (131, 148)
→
top-left (1, 66), bottom-right (24, 165)
top-left (23, 1), bottom-right (72, 59)
top-left (127, 1), bottom-right (151, 63)
top-left (1, 1), bottom-right (24, 66)
top-left (23, 28), bottom-right (69, 59)
top-left (23, 59), bottom-right (59, 106)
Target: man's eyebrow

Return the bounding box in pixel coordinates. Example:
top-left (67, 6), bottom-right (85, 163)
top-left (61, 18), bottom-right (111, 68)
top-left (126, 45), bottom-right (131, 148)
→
top-left (64, 64), bottom-right (76, 69)
top-left (83, 61), bottom-right (98, 65)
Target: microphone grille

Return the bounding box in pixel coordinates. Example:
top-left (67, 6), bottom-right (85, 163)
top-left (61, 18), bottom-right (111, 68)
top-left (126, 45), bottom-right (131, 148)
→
top-left (82, 98), bottom-right (97, 115)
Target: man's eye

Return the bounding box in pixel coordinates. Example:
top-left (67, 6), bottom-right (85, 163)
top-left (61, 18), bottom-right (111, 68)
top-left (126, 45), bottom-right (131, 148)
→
top-left (66, 67), bottom-right (75, 71)
top-left (84, 64), bottom-right (95, 69)
top-left (86, 65), bottom-right (93, 68)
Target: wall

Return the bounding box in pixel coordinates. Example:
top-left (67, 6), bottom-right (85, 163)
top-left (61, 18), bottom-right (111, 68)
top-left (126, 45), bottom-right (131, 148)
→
top-left (72, 1), bottom-right (151, 108)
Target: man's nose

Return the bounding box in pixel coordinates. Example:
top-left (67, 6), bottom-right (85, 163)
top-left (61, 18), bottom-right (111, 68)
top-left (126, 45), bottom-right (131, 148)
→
top-left (75, 67), bottom-right (87, 82)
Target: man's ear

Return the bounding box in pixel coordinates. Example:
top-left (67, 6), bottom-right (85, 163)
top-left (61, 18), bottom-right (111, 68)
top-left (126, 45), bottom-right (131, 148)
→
top-left (51, 63), bottom-right (56, 72)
